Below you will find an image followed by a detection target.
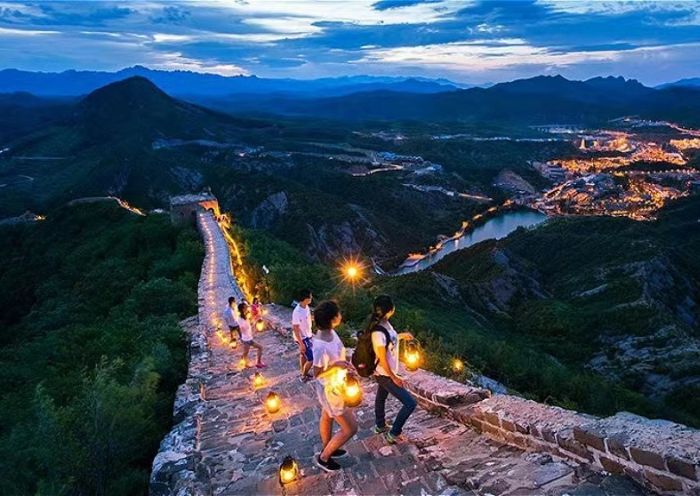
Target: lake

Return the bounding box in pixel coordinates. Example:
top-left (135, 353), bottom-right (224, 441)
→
top-left (394, 210), bottom-right (547, 275)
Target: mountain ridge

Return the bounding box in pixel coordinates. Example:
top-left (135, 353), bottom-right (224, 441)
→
top-left (0, 66), bottom-right (466, 97)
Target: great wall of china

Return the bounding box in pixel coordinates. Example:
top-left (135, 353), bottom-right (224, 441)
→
top-left (150, 211), bottom-right (700, 495)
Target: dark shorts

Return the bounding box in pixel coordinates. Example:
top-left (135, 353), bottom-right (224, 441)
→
top-left (228, 325), bottom-right (240, 337)
top-left (242, 339), bottom-right (260, 348)
top-left (301, 336), bottom-right (313, 362)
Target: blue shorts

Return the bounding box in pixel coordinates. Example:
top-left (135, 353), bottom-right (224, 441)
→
top-left (301, 337), bottom-right (313, 362)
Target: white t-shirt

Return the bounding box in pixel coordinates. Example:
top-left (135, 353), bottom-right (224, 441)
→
top-left (223, 305), bottom-right (239, 328)
top-left (292, 304), bottom-right (313, 340)
top-left (237, 317), bottom-right (253, 342)
top-left (312, 330), bottom-right (347, 416)
top-left (312, 330), bottom-right (346, 379)
top-left (371, 321), bottom-right (399, 376)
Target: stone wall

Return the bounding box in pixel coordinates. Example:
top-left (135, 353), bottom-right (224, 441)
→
top-left (393, 360), bottom-right (699, 495)
top-left (264, 305), bottom-right (699, 495)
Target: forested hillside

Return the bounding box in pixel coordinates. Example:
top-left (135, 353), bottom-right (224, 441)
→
top-left (0, 204), bottom-right (202, 495)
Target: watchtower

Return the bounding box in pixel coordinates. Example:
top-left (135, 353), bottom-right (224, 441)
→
top-left (170, 190), bottom-right (220, 225)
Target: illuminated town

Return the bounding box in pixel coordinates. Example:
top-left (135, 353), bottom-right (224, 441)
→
top-left (530, 120), bottom-right (700, 220)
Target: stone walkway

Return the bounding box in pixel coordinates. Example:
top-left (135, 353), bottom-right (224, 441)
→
top-left (190, 212), bottom-right (646, 496)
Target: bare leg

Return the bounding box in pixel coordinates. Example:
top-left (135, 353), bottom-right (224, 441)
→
top-left (319, 410), bottom-right (333, 449)
top-left (253, 342), bottom-right (263, 364)
top-left (242, 343), bottom-right (250, 365)
top-left (302, 360), bottom-right (312, 377)
top-left (320, 410), bottom-right (357, 462)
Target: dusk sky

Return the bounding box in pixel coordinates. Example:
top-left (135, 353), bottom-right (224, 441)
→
top-left (1, 0), bottom-right (700, 85)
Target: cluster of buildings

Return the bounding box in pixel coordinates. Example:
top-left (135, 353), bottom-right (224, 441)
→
top-left (534, 173), bottom-right (692, 220)
top-left (529, 123), bottom-right (700, 220)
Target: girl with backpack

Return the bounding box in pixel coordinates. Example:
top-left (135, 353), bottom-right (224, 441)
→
top-left (312, 300), bottom-right (358, 472)
top-left (368, 295), bottom-right (417, 444)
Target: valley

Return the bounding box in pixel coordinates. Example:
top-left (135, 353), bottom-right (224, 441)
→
top-left (2, 73), bottom-right (700, 437)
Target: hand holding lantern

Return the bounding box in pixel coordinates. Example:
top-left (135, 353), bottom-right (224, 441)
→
top-left (404, 340), bottom-right (420, 372)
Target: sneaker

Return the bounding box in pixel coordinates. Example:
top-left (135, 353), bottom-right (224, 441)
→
top-left (300, 374), bottom-right (313, 383)
top-left (315, 455), bottom-right (341, 472)
top-left (372, 425), bottom-right (389, 434)
top-left (384, 432), bottom-right (404, 445)
top-left (332, 448), bottom-right (347, 458)
top-left (255, 362), bottom-right (268, 369)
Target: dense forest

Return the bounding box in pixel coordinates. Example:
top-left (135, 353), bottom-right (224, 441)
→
top-left (0, 203), bottom-right (202, 495)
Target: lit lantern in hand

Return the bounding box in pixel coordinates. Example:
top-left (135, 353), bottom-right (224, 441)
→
top-left (255, 319), bottom-right (265, 332)
top-left (230, 338), bottom-right (238, 349)
top-left (343, 376), bottom-right (362, 407)
top-left (252, 371), bottom-right (264, 388)
top-left (279, 456), bottom-right (299, 485)
top-left (404, 341), bottom-right (420, 372)
top-left (452, 358), bottom-right (464, 373)
top-left (265, 391), bottom-right (281, 413)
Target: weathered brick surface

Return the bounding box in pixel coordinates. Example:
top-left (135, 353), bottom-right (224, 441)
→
top-left (630, 447), bottom-right (667, 471)
top-left (151, 212), bottom-right (657, 496)
top-left (600, 455), bottom-right (626, 475)
top-left (666, 456), bottom-right (697, 481)
top-left (574, 426), bottom-right (607, 452)
top-left (644, 470), bottom-right (685, 493)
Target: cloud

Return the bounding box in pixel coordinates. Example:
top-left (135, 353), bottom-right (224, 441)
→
top-left (372, 0), bottom-right (442, 11)
top-left (0, 26), bottom-right (58, 36)
top-left (0, 0), bottom-right (699, 84)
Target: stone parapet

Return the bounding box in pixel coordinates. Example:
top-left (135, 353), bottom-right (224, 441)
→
top-left (263, 303), bottom-right (700, 495)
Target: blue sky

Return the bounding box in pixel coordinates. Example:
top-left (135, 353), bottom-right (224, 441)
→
top-left (1, 0), bottom-right (699, 84)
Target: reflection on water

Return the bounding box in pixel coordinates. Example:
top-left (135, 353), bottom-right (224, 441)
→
top-left (395, 210), bottom-right (547, 275)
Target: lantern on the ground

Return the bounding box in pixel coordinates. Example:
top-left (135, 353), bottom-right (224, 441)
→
top-left (255, 319), bottom-right (265, 332)
top-left (279, 455), bottom-right (299, 485)
top-left (265, 391), bottom-right (281, 413)
top-left (405, 341), bottom-right (420, 372)
top-left (343, 375), bottom-right (362, 407)
top-left (452, 358), bottom-right (464, 373)
top-left (253, 371), bottom-right (264, 388)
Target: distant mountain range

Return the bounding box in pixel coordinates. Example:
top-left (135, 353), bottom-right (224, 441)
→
top-left (201, 74), bottom-right (700, 125)
top-left (0, 66), bottom-right (465, 97)
top-left (657, 77), bottom-right (700, 89)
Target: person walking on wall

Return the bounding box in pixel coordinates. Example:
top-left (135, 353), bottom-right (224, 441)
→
top-left (369, 295), bottom-right (417, 444)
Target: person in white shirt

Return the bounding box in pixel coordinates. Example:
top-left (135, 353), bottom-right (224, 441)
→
top-left (312, 300), bottom-right (357, 473)
top-left (238, 302), bottom-right (266, 368)
top-left (223, 296), bottom-right (240, 342)
top-left (370, 295), bottom-right (416, 444)
top-left (292, 289), bottom-right (314, 382)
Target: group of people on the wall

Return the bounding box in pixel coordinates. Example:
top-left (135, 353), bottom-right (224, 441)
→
top-left (222, 290), bottom-right (417, 473)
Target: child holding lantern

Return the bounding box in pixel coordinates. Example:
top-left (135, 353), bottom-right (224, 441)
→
top-left (369, 295), bottom-right (417, 444)
top-left (237, 302), bottom-right (266, 369)
top-left (312, 300), bottom-right (358, 472)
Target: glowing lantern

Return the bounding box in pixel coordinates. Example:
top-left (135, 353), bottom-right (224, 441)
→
top-left (252, 371), bottom-right (264, 388)
top-left (279, 456), bottom-right (299, 485)
top-left (342, 261), bottom-right (363, 283)
top-left (404, 341), bottom-right (420, 372)
top-left (452, 358), bottom-right (464, 373)
top-left (343, 376), bottom-right (362, 407)
top-left (265, 391), bottom-right (281, 414)
top-left (230, 338), bottom-right (238, 350)
top-left (255, 319), bottom-right (265, 332)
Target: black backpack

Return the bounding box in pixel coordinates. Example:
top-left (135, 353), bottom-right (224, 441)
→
top-left (352, 324), bottom-right (390, 378)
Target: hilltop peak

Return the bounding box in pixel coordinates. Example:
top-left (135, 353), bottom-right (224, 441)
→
top-left (79, 76), bottom-right (176, 120)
